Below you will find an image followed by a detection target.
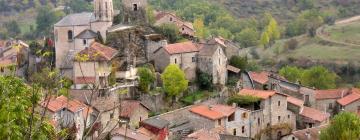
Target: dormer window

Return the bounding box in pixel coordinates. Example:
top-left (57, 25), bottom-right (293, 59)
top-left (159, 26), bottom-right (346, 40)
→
top-left (133, 4), bottom-right (138, 11)
top-left (67, 30), bottom-right (73, 41)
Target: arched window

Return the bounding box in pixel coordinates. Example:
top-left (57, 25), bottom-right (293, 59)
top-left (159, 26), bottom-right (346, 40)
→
top-left (67, 30), bottom-right (73, 41)
top-left (133, 4), bottom-right (138, 11)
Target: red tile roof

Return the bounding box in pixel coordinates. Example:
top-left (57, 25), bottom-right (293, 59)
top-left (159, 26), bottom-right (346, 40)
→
top-left (190, 104), bottom-right (235, 120)
top-left (315, 89), bottom-right (349, 100)
top-left (120, 100), bottom-right (149, 118)
top-left (238, 89), bottom-right (277, 100)
top-left (164, 41), bottom-right (199, 54)
top-left (249, 71), bottom-right (269, 84)
top-left (74, 77), bottom-right (96, 84)
top-left (292, 125), bottom-right (328, 140)
top-left (187, 129), bottom-right (221, 140)
top-left (42, 95), bottom-right (92, 114)
top-left (76, 42), bottom-right (117, 61)
top-left (300, 107), bottom-right (329, 122)
top-left (287, 96), bottom-right (304, 107)
top-left (337, 93), bottom-right (360, 106)
top-left (111, 127), bottom-right (151, 140)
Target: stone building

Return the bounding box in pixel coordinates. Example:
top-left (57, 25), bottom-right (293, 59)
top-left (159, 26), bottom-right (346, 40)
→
top-left (298, 106), bottom-right (329, 129)
top-left (54, 0), bottom-right (114, 78)
top-left (336, 88), bottom-right (360, 116)
top-left (119, 100), bottom-right (150, 129)
top-left (153, 41), bottom-right (199, 81)
top-left (207, 36), bottom-right (240, 59)
top-left (73, 42), bottom-right (117, 89)
top-left (121, 0), bottom-right (148, 24)
top-left (197, 44), bottom-right (228, 85)
top-left (154, 11), bottom-right (195, 36)
top-left (314, 88), bottom-right (350, 116)
top-left (248, 71), bottom-right (270, 90)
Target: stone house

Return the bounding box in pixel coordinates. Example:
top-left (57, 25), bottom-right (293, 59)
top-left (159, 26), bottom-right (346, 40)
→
top-left (153, 41), bottom-right (199, 81)
top-left (41, 95), bottom-right (95, 140)
top-left (121, 0), bottom-right (148, 24)
top-left (142, 34), bottom-right (167, 61)
top-left (154, 11), bottom-right (195, 36)
top-left (314, 88), bottom-right (350, 116)
top-left (197, 44), bottom-right (228, 85)
top-left (238, 89), bottom-right (297, 140)
top-left (139, 117), bottom-right (170, 140)
top-left (336, 88), bottom-right (360, 115)
top-left (54, 0), bottom-right (114, 78)
top-left (248, 71), bottom-right (270, 90)
top-left (92, 95), bottom-right (121, 134)
top-left (281, 125), bottom-right (328, 140)
top-left (207, 36), bottom-right (240, 59)
top-left (0, 40), bottom-right (29, 76)
top-left (73, 42), bottom-right (117, 89)
top-left (119, 100), bottom-right (150, 129)
top-left (298, 106), bottom-right (329, 129)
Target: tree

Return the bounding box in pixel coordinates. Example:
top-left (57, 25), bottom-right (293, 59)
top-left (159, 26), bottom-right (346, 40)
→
top-left (36, 6), bottom-right (64, 37)
top-left (227, 95), bottom-right (261, 107)
top-left (279, 66), bottom-right (303, 83)
top-left (260, 31), bottom-right (270, 48)
top-left (4, 20), bottom-right (21, 37)
top-left (146, 5), bottom-right (156, 25)
top-left (67, 0), bottom-right (92, 13)
top-left (0, 76), bottom-right (55, 139)
top-left (267, 18), bottom-right (281, 42)
top-left (161, 64), bottom-right (188, 102)
top-left (320, 112), bottom-right (360, 140)
top-left (138, 67), bottom-right (156, 93)
top-left (154, 23), bottom-right (183, 43)
top-left (235, 28), bottom-right (259, 47)
top-left (301, 66), bottom-right (337, 89)
top-left (194, 17), bottom-right (206, 39)
top-left (229, 56), bottom-right (248, 70)
top-left (197, 70), bottom-right (212, 90)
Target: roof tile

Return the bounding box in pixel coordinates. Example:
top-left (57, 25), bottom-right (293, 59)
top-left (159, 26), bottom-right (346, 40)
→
top-left (249, 71), bottom-right (269, 84)
top-left (164, 41), bottom-right (198, 54)
top-left (300, 107), bottom-right (329, 122)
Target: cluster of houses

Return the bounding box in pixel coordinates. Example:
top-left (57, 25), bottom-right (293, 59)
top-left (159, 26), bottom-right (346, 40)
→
top-left (1, 0), bottom-right (360, 140)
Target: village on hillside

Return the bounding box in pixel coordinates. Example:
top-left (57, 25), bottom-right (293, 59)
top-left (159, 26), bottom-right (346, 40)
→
top-left (1, 0), bottom-right (360, 140)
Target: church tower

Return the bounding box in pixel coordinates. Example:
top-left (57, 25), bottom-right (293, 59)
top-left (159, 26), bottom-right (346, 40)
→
top-left (94, 0), bottom-right (114, 22)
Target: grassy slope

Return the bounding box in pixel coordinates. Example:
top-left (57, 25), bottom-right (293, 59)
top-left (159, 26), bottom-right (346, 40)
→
top-left (323, 21), bottom-right (360, 45)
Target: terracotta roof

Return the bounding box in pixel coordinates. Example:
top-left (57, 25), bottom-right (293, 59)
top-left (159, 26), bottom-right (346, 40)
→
top-left (227, 65), bottom-right (240, 73)
top-left (42, 95), bottom-right (92, 114)
top-left (74, 77), bottom-right (96, 84)
top-left (120, 100), bottom-right (150, 118)
top-left (292, 125), bottom-right (328, 140)
top-left (76, 42), bottom-right (117, 61)
top-left (111, 127), bottom-right (151, 140)
top-left (186, 129), bottom-right (220, 140)
top-left (249, 71), bottom-right (269, 84)
top-left (315, 89), bottom-right (349, 100)
top-left (337, 93), bottom-right (360, 106)
top-left (164, 41), bottom-right (199, 54)
top-left (189, 104), bottom-right (235, 120)
top-left (238, 89), bottom-right (277, 100)
top-left (300, 107), bottom-right (329, 122)
top-left (287, 96), bottom-right (304, 107)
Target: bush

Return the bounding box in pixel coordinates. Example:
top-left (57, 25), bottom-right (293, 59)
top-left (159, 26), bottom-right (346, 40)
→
top-left (197, 71), bottom-right (213, 90)
top-left (227, 95), bottom-right (261, 106)
top-left (229, 56), bottom-right (248, 70)
top-left (283, 39), bottom-right (298, 51)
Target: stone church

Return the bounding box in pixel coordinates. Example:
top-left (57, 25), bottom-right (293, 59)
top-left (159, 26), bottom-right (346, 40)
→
top-left (54, 0), bottom-right (148, 78)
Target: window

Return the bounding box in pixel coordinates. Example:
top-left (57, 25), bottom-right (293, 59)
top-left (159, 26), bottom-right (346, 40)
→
top-left (0, 67), bottom-right (3, 72)
top-left (67, 30), bottom-right (73, 41)
top-left (170, 17), bottom-right (173, 21)
top-left (257, 118), bottom-right (260, 125)
top-left (329, 103), bottom-right (333, 109)
top-left (288, 115), bottom-right (290, 119)
top-left (305, 95), bottom-right (310, 105)
top-left (83, 39), bottom-right (87, 45)
top-left (277, 131), bottom-right (282, 139)
top-left (192, 57), bottom-right (196, 62)
top-left (292, 136), bottom-right (295, 140)
top-left (219, 58), bottom-right (221, 65)
top-left (110, 113), bottom-right (114, 119)
top-left (242, 113), bottom-right (247, 119)
top-left (278, 101), bottom-right (281, 106)
top-left (182, 27), bottom-right (185, 31)
top-left (228, 113), bottom-right (235, 122)
top-left (174, 58), bottom-right (177, 64)
top-left (233, 129), bottom-right (236, 135)
top-left (133, 4), bottom-right (138, 11)
top-left (241, 126), bottom-right (245, 133)
top-left (218, 119), bottom-right (221, 125)
top-left (278, 116), bottom-right (281, 122)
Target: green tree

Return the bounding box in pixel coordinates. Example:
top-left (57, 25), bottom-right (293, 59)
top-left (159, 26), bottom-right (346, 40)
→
top-left (320, 112), bottom-right (360, 140)
top-left (194, 17), bottom-right (206, 39)
top-left (161, 64), bottom-right (188, 102)
top-left (146, 5), bottom-right (156, 25)
top-left (4, 20), bottom-right (21, 37)
top-left (260, 31), bottom-right (270, 48)
top-left (0, 76), bottom-right (55, 139)
top-left (301, 66), bottom-right (337, 89)
top-left (235, 28), bottom-right (259, 47)
top-left (279, 66), bottom-right (303, 83)
top-left (67, 0), bottom-right (92, 13)
top-left (138, 67), bottom-right (156, 93)
top-left (154, 23), bottom-right (183, 43)
top-left (268, 18), bottom-right (281, 42)
top-left (229, 56), bottom-right (248, 70)
top-left (36, 6), bottom-right (64, 37)
top-left (197, 70), bottom-right (212, 90)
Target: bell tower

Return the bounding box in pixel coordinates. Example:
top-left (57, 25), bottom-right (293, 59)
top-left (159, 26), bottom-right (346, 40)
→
top-left (94, 0), bottom-right (114, 22)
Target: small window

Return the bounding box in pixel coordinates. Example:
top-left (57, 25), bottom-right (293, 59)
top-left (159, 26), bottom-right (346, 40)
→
top-left (218, 119), bottom-right (221, 125)
top-left (133, 4), bottom-right (138, 11)
top-left (241, 126), bottom-right (245, 133)
top-left (278, 116), bottom-right (281, 122)
top-left (329, 103), bottom-right (333, 109)
top-left (292, 136), bottom-right (295, 140)
top-left (174, 58), bottom-right (177, 64)
top-left (83, 39), bottom-right (87, 45)
top-left (277, 131), bottom-right (282, 138)
top-left (170, 17), bottom-right (173, 21)
top-left (67, 30), bottom-right (73, 41)
top-left (228, 113), bottom-right (235, 122)
top-left (288, 115), bottom-right (290, 119)
top-left (110, 113), bottom-right (114, 119)
top-left (182, 27), bottom-right (185, 31)
top-left (0, 67), bottom-right (3, 72)
top-left (278, 101), bottom-right (281, 106)
top-left (192, 57), bottom-right (196, 62)
top-left (233, 129), bottom-right (236, 135)
top-left (257, 118), bottom-right (260, 125)
top-left (242, 113), bottom-right (247, 119)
